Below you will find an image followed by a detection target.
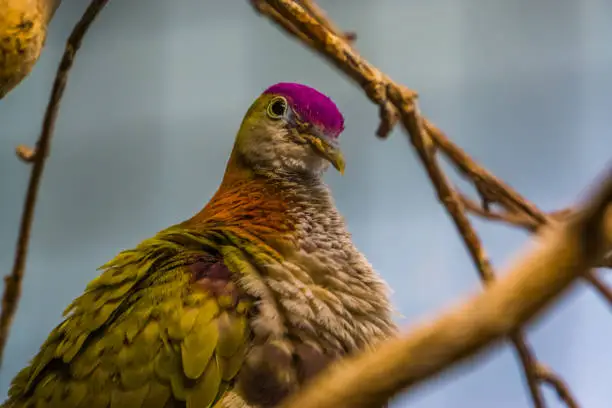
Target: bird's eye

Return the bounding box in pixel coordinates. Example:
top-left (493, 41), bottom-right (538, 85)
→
top-left (266, 97), bottom-right (288, 119)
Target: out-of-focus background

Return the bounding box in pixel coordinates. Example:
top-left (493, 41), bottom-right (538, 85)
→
top-left (1, 1), bottom-right (611, 407)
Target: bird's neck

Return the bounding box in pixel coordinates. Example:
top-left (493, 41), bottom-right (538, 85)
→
top-left (184, 155), bottom-right (334, 244)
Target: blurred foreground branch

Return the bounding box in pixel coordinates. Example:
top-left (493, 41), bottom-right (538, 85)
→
top-left (281, 164), bottom-right (612, 408)
top-left (0, 0), bottom-right (109, 366)
top-left (251, 0), bottom-right (612, 406)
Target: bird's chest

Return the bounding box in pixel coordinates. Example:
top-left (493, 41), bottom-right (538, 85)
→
top-left (226, 196), bottom-right (394, 368)
top-left (260, 238), bottom-right (385, 354)
top-left (230, 245), bottom-right (390, 408)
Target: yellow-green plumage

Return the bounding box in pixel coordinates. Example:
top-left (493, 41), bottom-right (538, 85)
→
top-left (3, 226), bottom-right (260, 408)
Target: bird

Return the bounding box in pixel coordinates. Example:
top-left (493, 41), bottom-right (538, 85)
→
top-left (0, 0), bottom-right (61, 99)
top-left (2, 82), bottom-right (397, 408)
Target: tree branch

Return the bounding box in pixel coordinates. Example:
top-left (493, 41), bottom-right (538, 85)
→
top-left (430, 121), bottom-right (612, 268)
top-left (280, 163), bottom-right (612, 408)
top-left (295, 0), bottom-right (356, 42)
top-left (0, 0), bottom-right (109, 366)
top-left (251, 0), bottom-right (610, 406)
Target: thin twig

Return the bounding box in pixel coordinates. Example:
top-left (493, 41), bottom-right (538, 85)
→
top-left (460, 193), bottom-right (537, 229)
top-left (0, 0), bottom-right (109, 366)
top-left (425, 121), bottom-right (550, 225)
top-left (536, 365), bottom-right (581, 408)
top-left (510, 335), bottom-right (547, 408)
top-left (583, 271), bottom-right (612, 306)
top-left (251, 0), bottom-right (601, 406)
top-left (461, 195), bottom-right (612, 271)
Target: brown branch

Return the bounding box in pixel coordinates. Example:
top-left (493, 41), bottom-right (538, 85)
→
top-left (460, 193), bottom-right (537, 229)
top-left (425, 121), bottom-right (550, 225)
top-left (249, 0), bottom-right (314, 46)
top-left (427, 121), bottom-right (611, 275)
top-left (251, 0), bottom-right (607, 406)
top-left (510, 336), bottom-right (547, 408)
top-left (296, 0), bottom-right (356, 42)
top-left (0, 0), bottom-right (109, 366)
top-left (583, 271), bottom-right (612, 305)
top-left (460, 194), bottom-right (612, 270)
top-left (279, 165), bottom-right (612, 408)
top-left (387, 69), bottom-right (549, 408)
top-left (536, 365), bottom-right (581, 408)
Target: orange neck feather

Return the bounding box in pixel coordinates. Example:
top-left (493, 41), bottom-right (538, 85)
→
top-left (182, 149), bottom-right (298, 241)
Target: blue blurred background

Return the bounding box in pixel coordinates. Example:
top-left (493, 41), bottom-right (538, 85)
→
top-left (1, 1), bottom-right (611, 407)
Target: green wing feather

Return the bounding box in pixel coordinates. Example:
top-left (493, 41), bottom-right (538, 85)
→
top-left (2, 227), bottom-right (258, 408)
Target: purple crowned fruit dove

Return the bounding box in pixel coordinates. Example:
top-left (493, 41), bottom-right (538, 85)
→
top-left (2, 82), bottom-right (397, 408)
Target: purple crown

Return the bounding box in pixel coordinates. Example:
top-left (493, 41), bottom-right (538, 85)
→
top-left (263, 82), bottom-right (345, 138)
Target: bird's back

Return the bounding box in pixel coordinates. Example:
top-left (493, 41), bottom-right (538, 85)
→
top-left (2, 226), bottom-right (256, 408)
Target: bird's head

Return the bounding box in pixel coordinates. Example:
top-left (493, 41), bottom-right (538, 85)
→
top-left (232, 82), bottom-right (346, 176)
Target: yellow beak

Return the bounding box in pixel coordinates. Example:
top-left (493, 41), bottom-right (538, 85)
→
top-left (306, 135), bottom-right (345, 174)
